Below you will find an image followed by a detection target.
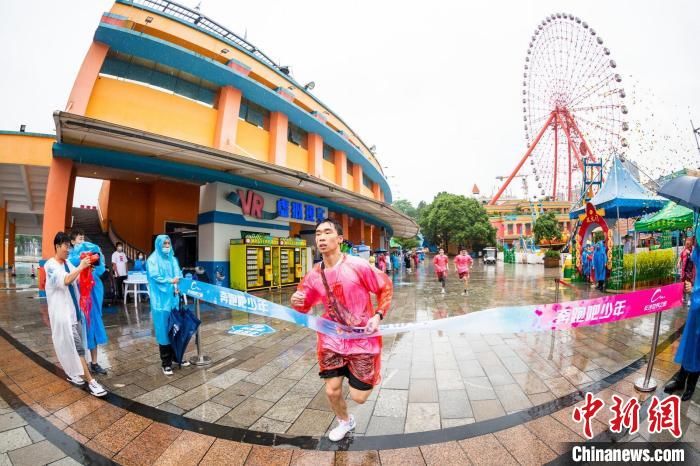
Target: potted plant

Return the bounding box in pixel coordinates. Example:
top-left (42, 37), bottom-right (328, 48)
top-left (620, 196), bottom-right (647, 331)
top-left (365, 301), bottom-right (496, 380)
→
top-left (544, 249), bottom-right (561, 268)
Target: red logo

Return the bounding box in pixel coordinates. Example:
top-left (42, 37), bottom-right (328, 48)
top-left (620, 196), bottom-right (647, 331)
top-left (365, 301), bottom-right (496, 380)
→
top-left (237, 189), bottom-right (264, 219)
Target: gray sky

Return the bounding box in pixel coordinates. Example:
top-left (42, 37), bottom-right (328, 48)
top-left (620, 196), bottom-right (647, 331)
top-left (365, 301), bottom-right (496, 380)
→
top-left (2, 0), bottom-right (699, 207)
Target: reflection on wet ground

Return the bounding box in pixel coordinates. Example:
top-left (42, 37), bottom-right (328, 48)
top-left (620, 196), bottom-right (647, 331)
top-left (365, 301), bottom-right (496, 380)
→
top-left (0, 259), bottom-right (689, 436)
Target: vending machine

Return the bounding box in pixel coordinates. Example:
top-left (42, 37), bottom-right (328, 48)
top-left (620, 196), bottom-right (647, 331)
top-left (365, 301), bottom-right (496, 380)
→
top-left (230, 237), bottom-right (280, 291)
top-left (279, 238), bottom-right (307, 285)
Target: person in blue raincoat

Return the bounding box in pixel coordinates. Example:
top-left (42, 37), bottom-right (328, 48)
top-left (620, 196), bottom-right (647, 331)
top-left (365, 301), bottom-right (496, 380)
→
top-left (581, 242), bottom-right (592, 282)
top-left (146, 235), bottom-right (184, 376)
top-left (665, 226), bottom-right (700, 401)
top-left (593, 241), bottom-right (607, 291)
top-left (69, 230), bottom-right (109, 375)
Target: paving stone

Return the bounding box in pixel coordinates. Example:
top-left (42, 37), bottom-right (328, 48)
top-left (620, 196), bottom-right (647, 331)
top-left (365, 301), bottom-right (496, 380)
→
top-left (438, 390), bottom-right (472, 419)
top-left (405, 403), bottom-right (440, 433)
top-left (471, 399), bottom-right (506, 422)
top-left (170, 383), bottom-right (223, 410)
top-left (134, 384), bottom-right (185, 407)
top-left (365, 415), bottom-right (405, 435)
top-left (441, 417), bottom-right (474, 428)
top-left (251, 377), bottom-right (296, 402)
top-left (7, 440), bottom-right (65, 466)
top-left (420, 441), bottom-right (470, 465)
top-left (457, 359), bottom-right (485, 378)
top-left (184, 401), bottom-right (231, 423)
top-left (217, 398), bottom-right (274, 427)
top-left (373, 389), bottom-right (408, 418)
top-left (463, 376), bottom-right (497, 401)
top-left (435, 370), bottom-right (464, 390)
top-left (23, 425), bottom-right (44, 442)
top-left (287, 409), bottom-right (335, 436)
top-left (494, 424), bottom-right (558, 465)
top-left (459, 433), bottom-right (518, 465)
top-left (381, 369), bottom-right (410, 389)
top-left (264, 393), bottom-right (312, 423)
top-left (208, 368), bottom-right (250, 389)
top-left (0, 427), bottom-right (32, 453)
top-left (249, 416), bottom-right (292, 434)
top-left (408, 378), bottom-right (438, 403)
top-left (0, 412), bottom-right (27, 433)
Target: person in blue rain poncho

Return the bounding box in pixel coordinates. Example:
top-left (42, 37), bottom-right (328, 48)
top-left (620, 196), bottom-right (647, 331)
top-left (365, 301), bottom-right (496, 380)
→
top-left (69, 230), bottom-right (109, 375)
top-left (146, 235), bottom-right (185, 376)
top-left (581, 242), bottom-right (593, 282)
top-left (593, 241), bottom-right (607, 291)
top-left (665, 226), bottom-right (700, 401)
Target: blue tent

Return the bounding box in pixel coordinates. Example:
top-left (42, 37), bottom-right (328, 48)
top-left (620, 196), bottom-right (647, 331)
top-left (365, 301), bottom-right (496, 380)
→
top-left (570, 157), bottom-right (667, 219)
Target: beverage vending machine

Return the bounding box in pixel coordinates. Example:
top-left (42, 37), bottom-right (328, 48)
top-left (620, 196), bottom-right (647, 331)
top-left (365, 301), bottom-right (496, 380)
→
top-left (278, 238), bottom-right (307, 286)
top-left (229, 237), bottom-right (279, 291)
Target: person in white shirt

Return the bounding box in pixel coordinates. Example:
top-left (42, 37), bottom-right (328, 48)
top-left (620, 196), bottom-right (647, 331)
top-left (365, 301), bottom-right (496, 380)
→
top-left (111, 242), bottom-right (128, 299)
top-left (45, 232), bottom-right (107, 397)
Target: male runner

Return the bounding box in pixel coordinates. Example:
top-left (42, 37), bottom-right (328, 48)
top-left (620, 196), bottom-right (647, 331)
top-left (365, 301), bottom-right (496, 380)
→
top-left (454, 249), bottom-right (473, 296)
top-left (433, 248), bottom-right (449, 294)
top-left (291, 218), bottom-right (392, 441)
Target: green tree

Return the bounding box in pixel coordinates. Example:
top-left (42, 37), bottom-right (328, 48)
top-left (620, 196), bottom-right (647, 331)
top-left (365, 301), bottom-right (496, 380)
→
top-left (419, 192), bottom-right (496, 250)
top-left (394, 236), bottom-right (420, 250)
top-left (392, 199), bottom-right (418, 219)
top-left (533, 211), bottom-right (562, 244)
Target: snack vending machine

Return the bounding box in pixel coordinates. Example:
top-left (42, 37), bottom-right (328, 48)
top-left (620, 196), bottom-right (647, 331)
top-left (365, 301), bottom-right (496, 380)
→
top-left (279, 238), bottom-right (307, 285)
top-left (230, 237), bottom-right (280, 291)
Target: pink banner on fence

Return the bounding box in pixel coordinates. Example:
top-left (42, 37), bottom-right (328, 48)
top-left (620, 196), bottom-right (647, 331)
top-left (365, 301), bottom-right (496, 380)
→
top-left (534, 283), bottom-right (684, 332)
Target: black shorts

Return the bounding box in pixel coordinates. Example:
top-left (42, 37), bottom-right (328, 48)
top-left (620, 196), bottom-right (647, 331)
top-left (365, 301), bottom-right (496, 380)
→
top-left (319, 365), bottom-right (373, 391)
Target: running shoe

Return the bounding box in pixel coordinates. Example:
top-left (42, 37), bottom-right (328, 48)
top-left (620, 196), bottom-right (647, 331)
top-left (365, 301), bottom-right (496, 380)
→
top-left (328, 414), bottom-right (356, 442)
top-left (89, 362), bottom-right (108, 375)
top-left (162, 366), bottom-right (173, 376)
top-left (88, 379), bottom-right (107, 397)
top-left (66, 375), bottom-right (85, 386)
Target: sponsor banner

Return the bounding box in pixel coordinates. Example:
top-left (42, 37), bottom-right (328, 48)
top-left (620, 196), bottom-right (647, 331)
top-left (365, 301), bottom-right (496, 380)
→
top-left (228, 324), bottom-right (276, 337)
top-left (179, 279), bottom-right (683, 339)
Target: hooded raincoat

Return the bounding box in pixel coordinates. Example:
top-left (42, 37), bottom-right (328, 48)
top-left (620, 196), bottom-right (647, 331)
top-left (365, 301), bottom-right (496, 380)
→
top-left (293, 254), bottom-right (393, 385)
top-left (45, 258), bottom-right (84, 378)
top-left (676, 228), bottom-right (700, 371)
top-left (146, 235), bottom-right (182, 345)
top-left (593, 241), bottom-right (607, 282)
top-left (69, 242), bottom-right (108, 350)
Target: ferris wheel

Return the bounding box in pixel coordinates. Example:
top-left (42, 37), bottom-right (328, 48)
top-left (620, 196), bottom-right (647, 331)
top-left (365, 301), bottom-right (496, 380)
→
top-left (491, 13), bottom-right (628, 205)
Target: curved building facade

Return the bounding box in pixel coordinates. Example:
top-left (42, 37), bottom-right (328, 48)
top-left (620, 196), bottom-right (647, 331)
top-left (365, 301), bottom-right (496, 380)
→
top-left (11, 0), bottom-right (416, 285)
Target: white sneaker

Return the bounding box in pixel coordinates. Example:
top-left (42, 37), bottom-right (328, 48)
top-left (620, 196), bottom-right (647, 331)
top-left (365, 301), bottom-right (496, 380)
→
top-left (329, 415), bottom-right (356, 442)
top-left (180, 361), bottom-right (191, 367)
top-left (162, 366), bottom-right (173, 376)
top-left (66, 375), bottom-right (85, 386)
top-left (441, 288), bottom-right (445, 294)
top-left (88, 380), bottom-right (107, 397)
top-left (461, 291), bottom-right (466, 296)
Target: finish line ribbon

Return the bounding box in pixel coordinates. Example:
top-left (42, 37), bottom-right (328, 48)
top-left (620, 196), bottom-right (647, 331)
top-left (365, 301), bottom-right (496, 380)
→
top-left (179, 278), bottom-right (683, 339)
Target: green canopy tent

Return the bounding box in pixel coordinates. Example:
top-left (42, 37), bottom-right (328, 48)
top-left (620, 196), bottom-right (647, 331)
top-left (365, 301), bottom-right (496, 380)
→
top-left (634, 202), bottom-right (694, 233)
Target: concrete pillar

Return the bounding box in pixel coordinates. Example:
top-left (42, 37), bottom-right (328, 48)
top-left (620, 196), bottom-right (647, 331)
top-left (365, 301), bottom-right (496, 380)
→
top-left (269, 112), bottom-right (288, 166)
top-left (372, 182), bottom-right (381, 200)
top-left (359, 218), bottom-right (365, 243)
top-left (352, 163), bottom-right (363, 194)
top-left (42, 158), bottom-right (74, 258)
top-left (335, 150), bottom-right (347, 189)
top-left (341, 213), bottom-right (349, 238)
top-left (8, 221), bottom-right (15, 271)
top-left (308, 134), bottom-right (323, 178)
top-left (213, 86), bottom-right (242, 153)
top-left (0, 202), bottom-right (6, 269)
top-left (65, 42), bottom-right (109, 115)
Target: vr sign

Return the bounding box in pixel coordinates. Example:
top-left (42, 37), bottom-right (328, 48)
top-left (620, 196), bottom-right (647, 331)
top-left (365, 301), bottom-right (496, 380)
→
top-left (227, 189), bottom-right (326, 224)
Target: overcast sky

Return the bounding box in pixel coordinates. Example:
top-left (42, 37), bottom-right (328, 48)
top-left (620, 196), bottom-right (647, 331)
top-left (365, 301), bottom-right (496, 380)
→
top-left (2, 0), bottom-right (699, 207)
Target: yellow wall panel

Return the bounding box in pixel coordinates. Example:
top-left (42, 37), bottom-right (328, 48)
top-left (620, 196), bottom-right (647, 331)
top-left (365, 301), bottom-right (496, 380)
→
top-left (235, 120), bottom-right (269, 162)
top-left (286, 143), bottom-right (308, 173)
top-left (85, 77), bottom-right (216, 146)
top-left (0, 135), bottom-right (53, 167)
top-left (346, 174), bottom-right (354, 191)
top-left (361, 186), bottom-right (374, 198)
top-left (322, 160), bottom-right (336, 183)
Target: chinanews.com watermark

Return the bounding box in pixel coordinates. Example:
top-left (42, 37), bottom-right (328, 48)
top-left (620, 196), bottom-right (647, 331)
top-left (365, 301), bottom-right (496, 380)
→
top-left (558, 393), bottom-right (700, 465)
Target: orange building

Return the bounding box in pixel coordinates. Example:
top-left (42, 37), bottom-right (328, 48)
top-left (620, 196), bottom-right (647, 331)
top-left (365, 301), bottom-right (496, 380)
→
top-left (1, 0), bottom-right (417, 284)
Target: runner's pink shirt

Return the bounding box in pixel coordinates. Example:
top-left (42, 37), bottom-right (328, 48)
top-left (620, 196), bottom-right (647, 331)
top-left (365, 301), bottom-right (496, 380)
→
top-left (433, 254), bottom-right (449, 274)
top-left (454, 255), bottom-right (473, 274)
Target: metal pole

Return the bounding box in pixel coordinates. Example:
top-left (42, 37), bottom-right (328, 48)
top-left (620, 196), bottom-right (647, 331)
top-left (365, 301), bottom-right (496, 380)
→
top-left (634, 311), bottom-right (661, 392)
top-left (189, 298), bottom-right (212, 366)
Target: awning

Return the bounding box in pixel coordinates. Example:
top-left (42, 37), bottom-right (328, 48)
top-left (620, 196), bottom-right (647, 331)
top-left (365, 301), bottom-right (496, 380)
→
top-left (634, 202), bottom-right (694, 232)
top-left (53, 112), bottom-right (418, 237)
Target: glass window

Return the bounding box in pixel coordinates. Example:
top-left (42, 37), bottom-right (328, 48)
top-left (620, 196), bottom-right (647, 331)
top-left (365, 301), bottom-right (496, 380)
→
top-left (287, 123), bottom-right (308, 149)
top-left (507, 224), bottom-right (513, 234)
top-left (362, 174), bottom-right (373, 189)
top-left (323, 143), bottom-right (335, 163)
top-left (346, 160), bottom-right (354, 176)
top-left (239, 98), bottom-right (270, 130)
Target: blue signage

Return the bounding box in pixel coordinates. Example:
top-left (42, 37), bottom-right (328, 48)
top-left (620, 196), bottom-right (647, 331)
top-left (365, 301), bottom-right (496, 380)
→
top-left (228, 324), bottom-right (276, 337)
top-left (278, 199), bottom-right (325, 223)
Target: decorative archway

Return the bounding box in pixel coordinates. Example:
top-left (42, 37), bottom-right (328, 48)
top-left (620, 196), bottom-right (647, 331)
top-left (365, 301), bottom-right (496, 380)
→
top-left (575, 202), bottom-right (613, 274)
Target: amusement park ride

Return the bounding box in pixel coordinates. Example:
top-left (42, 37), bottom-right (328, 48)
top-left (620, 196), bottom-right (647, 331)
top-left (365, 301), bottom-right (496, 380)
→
top-left (490, 13), bottom-right (628, 207)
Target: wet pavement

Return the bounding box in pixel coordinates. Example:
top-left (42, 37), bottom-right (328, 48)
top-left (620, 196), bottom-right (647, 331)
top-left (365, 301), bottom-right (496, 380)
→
top-left (0, 259), bottom-right (692, 440)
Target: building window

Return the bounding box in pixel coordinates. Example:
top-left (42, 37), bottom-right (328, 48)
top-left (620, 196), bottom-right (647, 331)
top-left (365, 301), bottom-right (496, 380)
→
top-left (507, 224), bottom-right (514, 235)
top-left (239, 98), bottom-right (270, 130)
top-left (323, 143), bottom-right (335, 163)
top-left (362, 173), bottom-right (373, 189)
top-left (517, 224), bottom-right (522, 235)
top-left (100, 53), bottom-right (217, 106)
top-left (346, 160), bottom-right (354, 176)
top-left (288, 123), bottom-right (308, 149)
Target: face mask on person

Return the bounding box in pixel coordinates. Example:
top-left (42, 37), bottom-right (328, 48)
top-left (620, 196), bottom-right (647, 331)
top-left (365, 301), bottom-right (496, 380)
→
top-left (117, 246), bottom-right (123, 252)
top-left (162, 246), bottom-right (171, 254)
